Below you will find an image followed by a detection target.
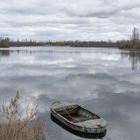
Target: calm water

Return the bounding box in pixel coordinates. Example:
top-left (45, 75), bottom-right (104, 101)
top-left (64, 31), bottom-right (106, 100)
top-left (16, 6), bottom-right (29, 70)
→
top-left (0, 47), bottom-right (140, 140)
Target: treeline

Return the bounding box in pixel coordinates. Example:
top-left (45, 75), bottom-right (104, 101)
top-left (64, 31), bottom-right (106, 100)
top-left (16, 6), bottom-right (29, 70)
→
top-left (47, 27), bottom-right (140, 49)
top-left (0, 37), bottom-right (140, 50)
top-left (1, 27), bottom-right (140, 49)
top-left (47, 40), bottom-right (133, 49)
top-left (0, 37), bottom-right (46, 48)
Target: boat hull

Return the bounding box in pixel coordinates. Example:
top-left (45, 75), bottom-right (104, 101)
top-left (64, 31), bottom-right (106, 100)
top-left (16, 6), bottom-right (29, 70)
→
top-left (51, 113), bottom-right (107, 139)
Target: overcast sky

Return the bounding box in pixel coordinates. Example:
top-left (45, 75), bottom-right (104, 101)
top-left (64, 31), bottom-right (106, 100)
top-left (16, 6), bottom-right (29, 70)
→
top-left (0, 0), bottom-right (140, 41)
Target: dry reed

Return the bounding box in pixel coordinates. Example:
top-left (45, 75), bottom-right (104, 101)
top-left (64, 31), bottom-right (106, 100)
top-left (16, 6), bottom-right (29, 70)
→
top-left (0, 91), bottom-right (45, 140)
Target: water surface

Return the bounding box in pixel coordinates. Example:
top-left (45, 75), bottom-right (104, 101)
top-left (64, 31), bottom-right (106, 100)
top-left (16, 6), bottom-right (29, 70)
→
top-left (0, 47), bottom-right (140, 140)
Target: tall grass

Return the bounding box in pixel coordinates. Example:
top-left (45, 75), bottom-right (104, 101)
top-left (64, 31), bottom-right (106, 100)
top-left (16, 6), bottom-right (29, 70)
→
top-left (0, 92), bottom-right (45, 140)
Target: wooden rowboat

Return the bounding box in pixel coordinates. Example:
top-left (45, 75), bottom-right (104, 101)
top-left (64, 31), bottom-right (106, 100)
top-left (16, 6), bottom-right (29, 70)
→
top-left (50, 102), bottom-right (107, 139)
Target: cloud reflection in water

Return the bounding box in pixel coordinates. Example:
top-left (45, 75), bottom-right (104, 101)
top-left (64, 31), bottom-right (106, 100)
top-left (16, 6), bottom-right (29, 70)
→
top-left (0, 47), bottom-right (140, 140)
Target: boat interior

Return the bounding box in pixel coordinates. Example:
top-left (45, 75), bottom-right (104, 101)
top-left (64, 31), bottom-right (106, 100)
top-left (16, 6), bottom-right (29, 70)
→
top-left (55, 105), bottom-right (100, 123)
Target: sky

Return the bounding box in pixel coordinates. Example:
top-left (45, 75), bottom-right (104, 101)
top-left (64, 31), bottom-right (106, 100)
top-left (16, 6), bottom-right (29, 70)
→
top-left (0, 0), bottom-right (140, 41)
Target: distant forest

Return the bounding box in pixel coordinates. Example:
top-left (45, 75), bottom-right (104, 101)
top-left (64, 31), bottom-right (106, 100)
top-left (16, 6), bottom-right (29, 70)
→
top-left (0, 27), bottom-right (140, 49)
top-left (0, 38), bottom-right (46, 48)
top-left (0, 38), bottom-right (134, 49)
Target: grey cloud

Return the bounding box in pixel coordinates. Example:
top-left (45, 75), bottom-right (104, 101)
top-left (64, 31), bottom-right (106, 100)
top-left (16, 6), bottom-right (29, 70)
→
top-left (0, 0), bottom-right (140, 40)
top-left (62, 1), bottom-right (119, 18)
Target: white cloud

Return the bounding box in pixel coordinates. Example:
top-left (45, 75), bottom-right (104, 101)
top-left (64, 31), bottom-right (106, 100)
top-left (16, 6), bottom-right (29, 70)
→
top-left (0, 0), bottom-right (139, 41)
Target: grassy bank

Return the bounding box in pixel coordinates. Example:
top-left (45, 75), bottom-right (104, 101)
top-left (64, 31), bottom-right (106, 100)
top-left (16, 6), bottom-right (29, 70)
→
top-left (0, 92), bottom-right (45, 140)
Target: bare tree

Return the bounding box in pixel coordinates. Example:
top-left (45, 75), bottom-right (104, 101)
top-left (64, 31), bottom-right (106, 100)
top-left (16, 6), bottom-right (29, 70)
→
top-left (131, 27), bottom-right (140, 48)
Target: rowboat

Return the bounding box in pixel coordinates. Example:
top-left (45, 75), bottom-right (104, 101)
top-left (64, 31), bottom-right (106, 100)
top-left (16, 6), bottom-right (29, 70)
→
top-left (50, 102), bottom-right (107, 139)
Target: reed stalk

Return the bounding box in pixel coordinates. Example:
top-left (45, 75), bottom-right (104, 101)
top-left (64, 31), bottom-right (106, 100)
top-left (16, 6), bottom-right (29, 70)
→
top-left (0, 92), bottom-right (45, 140)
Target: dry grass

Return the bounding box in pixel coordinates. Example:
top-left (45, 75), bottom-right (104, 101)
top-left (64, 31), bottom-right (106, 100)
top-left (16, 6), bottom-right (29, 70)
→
top-left (0, 91), bottom-right (45, 140)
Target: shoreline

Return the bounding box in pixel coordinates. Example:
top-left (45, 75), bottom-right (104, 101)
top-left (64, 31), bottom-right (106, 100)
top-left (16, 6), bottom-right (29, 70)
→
top-left (0, 45), bottom-right (140, 51)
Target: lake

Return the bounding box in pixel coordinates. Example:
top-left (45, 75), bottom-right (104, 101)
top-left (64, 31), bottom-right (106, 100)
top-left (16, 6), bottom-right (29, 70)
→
top-left (0, 47), bottom-right (140, 140)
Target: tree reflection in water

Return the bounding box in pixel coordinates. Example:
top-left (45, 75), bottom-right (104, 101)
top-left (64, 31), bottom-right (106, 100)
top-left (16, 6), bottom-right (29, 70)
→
top-left (121, 50), bottom-right (140, 70)
top-left (0, 49), bottom-right (36, 57)
top-left (0, 50), bottom-right (10, 57)
top-left (1, 48), bottom-right (140, 71)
